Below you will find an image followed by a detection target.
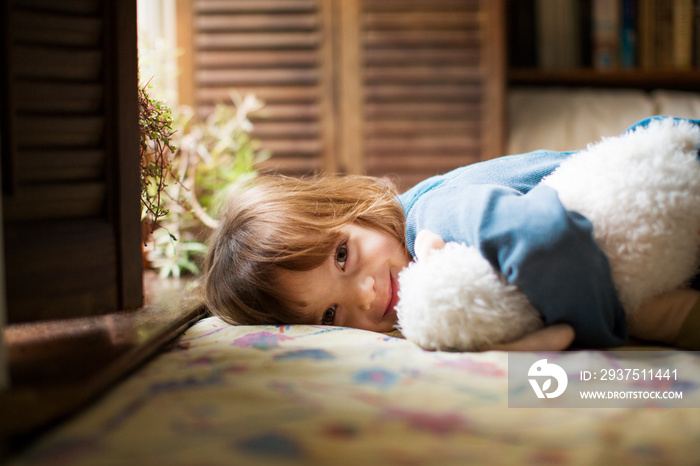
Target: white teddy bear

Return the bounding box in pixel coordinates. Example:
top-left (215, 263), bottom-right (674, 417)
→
top-left (396, 119), bottom-right (700, 351)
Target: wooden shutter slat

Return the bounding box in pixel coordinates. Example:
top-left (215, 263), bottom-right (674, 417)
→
top-left (17, 149), bottom-right (104, 182)
top-left (196, 86), bottom-right (319, 103)
top-left (10, 263), bottom-right (117, 293)
top-left (14, 45), bottom-right (102, 80)
top-left (198, 102), bottom-right (321, 121)
top-left (257, 157), bottom-right (323, 174)
top-left (365, 48), bottom-right (479, 65)
top-left (364, 0), bottom-right (480, 11)
top-left (3, 182), bottom-right (107, 222)
top-left (12, 0), bottom-right (102, 15)
top-left (9, 276), bottom-right (118, 320)
top-left (365, 102), bottom-right (482, 119)
top-left (196, 0), bottom-right (316, 13)
top-left (365, 66), bottom-right (481, 83)
top-left (364, 30), bottom-right (481, 48)
top-left (4, 221), bottom-right (115, 272)
top-left (12, 10), bottom-right (102, 47)
top-left (196, 50), bottom-right (318, 68)
top-left (366, 84), bottom-right (482, 101)
top-left (260, 139), bottom-right (322, 156)
top-left (4, 220), bottom-right (117, 321)
top-left (254, 103), bottom-right (321, 120)
top-left (365, 120), bottom-right (480, 137)
top-left (366, 138), bottom-right (481, 154)
top-left (197, 68), bottom-right (319, 86)
top-left (196, 14), bottom-right (318, 30)
top-left (15, 82), bottom-right (103, 114)
top-left (16, 116), bottom-right (104, 148)
top-left (195, 32), bottom-right (321, 49)
top-left (364, 12), bottom-right (480, 29)
top-left (252, 121), bottom-right (320, 138)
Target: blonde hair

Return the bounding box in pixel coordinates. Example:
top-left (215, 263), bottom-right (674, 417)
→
top-left (203, 174), bottom-right (406, 325)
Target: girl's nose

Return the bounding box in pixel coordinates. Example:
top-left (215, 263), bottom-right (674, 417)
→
top-left (356, 275), bottom-right (375, 311)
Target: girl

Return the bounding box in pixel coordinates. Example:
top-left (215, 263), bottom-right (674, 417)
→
top-left (203, 116), bottom-right (700, 351)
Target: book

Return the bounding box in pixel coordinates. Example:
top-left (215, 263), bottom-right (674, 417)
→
top-left (592, 0), bottom-right (620, 69)
top-left (508, 0), bottom-right (537, 68)
top-left (638, 0), bottom-right (656, 68)
top-left (579, 0), bottom-right (593, 67)
top-left (620, 0), bottom-right (637, 67)
top-left (654, 0), bottom-right (674, 68)
top-left (695, 0), bottom-right (700, 66)
top-left (673, 0), bottom-right (694, 68)
top-left (536, 0), bottom-right (582, 69)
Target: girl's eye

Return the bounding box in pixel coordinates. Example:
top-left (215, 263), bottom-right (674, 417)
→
top-left (336, 244), bottom-right (348, 270)
top-left (322, 306), bottom-right (336, 325)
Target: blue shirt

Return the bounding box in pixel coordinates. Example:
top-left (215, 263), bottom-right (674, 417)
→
top-left (398, 116), bottom-right (698, 348)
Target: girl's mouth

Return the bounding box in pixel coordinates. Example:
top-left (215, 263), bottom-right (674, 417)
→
top-left (384, 272), bottom-right (400, 318)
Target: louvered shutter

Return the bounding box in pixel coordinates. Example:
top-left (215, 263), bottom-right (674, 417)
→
top-left (361, 0), bottom-right (504, 191)
top-left (185, 0), bottom-right (335, 176)
top-left (180, 0), bottom-right (504, 190)
top-left (1, 0), bottom-right (142, 322)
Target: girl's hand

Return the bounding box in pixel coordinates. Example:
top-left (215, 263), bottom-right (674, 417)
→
top-left (484, 324), bottom-right (575, 351)
top-left (415, 229), bottom-right (446, 261)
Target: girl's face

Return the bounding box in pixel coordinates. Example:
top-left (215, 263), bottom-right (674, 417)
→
top-left (276, 223), bottom-right (411, 332)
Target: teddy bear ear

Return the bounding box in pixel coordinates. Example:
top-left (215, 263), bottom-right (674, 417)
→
top-left (395, 242), bottom-right (543, 352)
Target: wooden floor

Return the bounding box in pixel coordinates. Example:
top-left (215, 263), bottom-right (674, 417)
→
top-left (0, 272), bottom-right (206, 455)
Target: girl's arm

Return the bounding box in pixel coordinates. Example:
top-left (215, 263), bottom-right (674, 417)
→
top-left (404, 183), bottom-right (627, 348)
top-left (629, 289), bottom-right (700, 348)
top-left (415, 229), bottom-right (576, 351)
top-left (487, 325), bottom-right (575, 351)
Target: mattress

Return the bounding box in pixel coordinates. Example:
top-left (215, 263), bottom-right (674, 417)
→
top-left (12, 316), bottom-right (700, 465)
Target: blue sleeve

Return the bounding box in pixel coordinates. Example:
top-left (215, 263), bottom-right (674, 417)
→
top-left (403, 183), bottom-right (627, 348)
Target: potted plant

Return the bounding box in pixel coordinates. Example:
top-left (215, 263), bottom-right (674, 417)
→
top-left (138, 85), bottom-right (268, 278)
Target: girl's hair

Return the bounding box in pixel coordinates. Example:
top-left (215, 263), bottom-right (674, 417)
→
top-left (203, 174), bottom-right (406, 326)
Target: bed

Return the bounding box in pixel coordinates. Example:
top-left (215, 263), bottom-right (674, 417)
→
top-left (10, 317), bottom-right (700, 465)
top-left (10, 89), bottom-right (700, 465)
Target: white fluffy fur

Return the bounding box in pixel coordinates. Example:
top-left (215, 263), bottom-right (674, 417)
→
top-left (543, 119), bottom-right (700, 314)
top-left (396, 243), bottom-right (543, 351)
top-left (396, 119), bottom-right (700, 351)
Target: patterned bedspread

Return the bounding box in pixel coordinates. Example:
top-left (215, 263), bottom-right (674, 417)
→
top-left (13, 317), bottom-right (700, 465)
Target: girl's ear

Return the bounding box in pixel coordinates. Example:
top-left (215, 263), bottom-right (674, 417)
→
top-left (415, 230), bottom-right (446, 261)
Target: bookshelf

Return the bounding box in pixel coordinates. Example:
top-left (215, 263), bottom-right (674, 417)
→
top-left (510, 68), bottom-right (700, 91)
top-left (506, 0), bottom-right (700, 91)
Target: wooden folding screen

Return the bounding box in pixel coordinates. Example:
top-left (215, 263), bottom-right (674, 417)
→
top-left (360, 0), bottom-right (505, 189)
top-left (177, 0), bottom-right (335, 177)
top-left (179, 0), bottom-right (505, 192)
top-left (0, 0), bottom-right (142, 322)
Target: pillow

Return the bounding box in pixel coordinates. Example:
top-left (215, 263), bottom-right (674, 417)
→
top-left (507, 87), bottom-right (656, 154)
